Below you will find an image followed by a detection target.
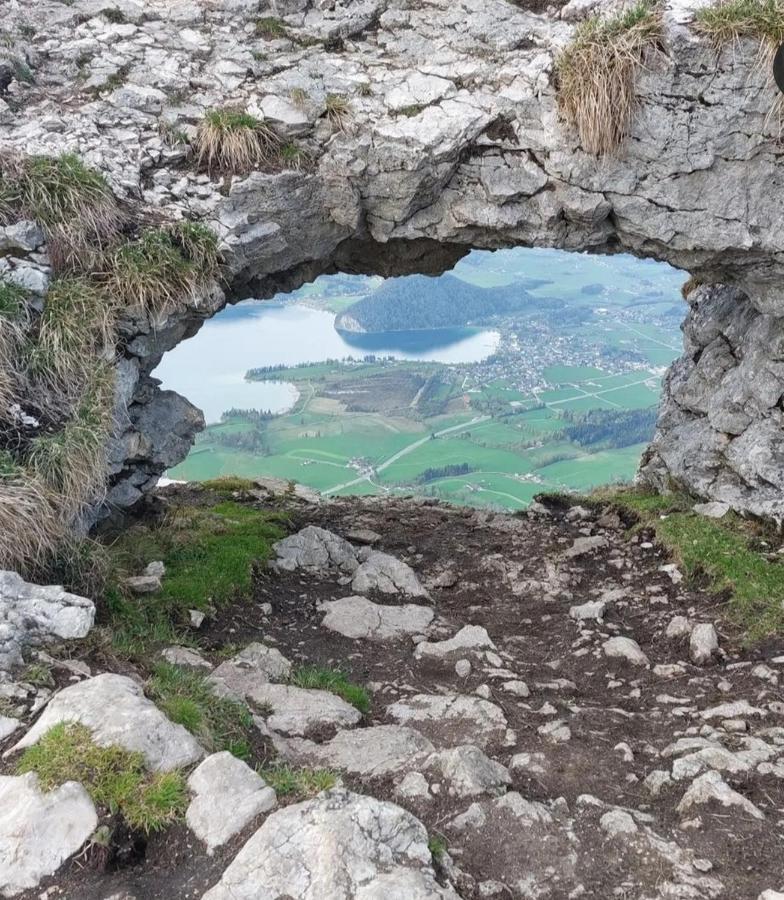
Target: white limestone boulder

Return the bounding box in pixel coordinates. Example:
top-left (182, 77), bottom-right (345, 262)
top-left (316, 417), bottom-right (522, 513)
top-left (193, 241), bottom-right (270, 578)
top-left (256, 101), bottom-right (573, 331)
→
top-left (351, 551), bottom-right (429, 598)
top-left (201, 789), bottom-right (460, 900)
top-left (0, 772), bottom-right (97, 897)
top-left (8, 673), bottom-right (203, 772)
top-left (187, 752), bottom-right (276, 853)
top-left (320, 595), bottom-right (434, 641)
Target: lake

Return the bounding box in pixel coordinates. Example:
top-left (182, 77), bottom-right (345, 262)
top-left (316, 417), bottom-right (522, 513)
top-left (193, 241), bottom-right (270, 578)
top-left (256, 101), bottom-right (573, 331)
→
top-left (154, 300), bottom-right (500, 424)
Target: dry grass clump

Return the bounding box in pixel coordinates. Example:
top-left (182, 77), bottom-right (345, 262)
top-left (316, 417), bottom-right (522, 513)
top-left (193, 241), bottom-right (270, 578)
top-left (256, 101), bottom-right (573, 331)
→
top-left (324, 93), bottom-right (352, 132)
top-left (103, 222), bottom-right (221, 312)
top-left (0, 153), bottom-right (124, 269)
top-left (694, 0), bottom-right (784, 53)
top-left (0, 279), bottom-right (30, 414)
top-left (27, 277), bottom-right (115, 398)
top-left (27, 364), bottom-right (116, 521)
top-left (194, 108), bottom-right (281, 175)
top-left (555, 1), bottom-right (662, 155)
top-left (0, 476), bottom-right (64, 571)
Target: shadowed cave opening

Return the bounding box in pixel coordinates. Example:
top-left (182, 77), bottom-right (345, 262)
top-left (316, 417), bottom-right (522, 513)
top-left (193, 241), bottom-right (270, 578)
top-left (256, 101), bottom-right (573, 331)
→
top-left (152, 245), bottom-right (685, 511)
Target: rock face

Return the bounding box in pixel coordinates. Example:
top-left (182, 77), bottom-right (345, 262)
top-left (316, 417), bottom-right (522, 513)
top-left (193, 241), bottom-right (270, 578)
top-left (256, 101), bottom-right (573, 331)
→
top-left (0, 773), bottom-right (97, 897)
top-left (0, 0), bottom-right (781, 516)
top-left (0, 571), bottom-right (95, 671)
top-left (9, 673), bottom-right (204, 771)
top-left (202, 789), bottom-right (459, 900)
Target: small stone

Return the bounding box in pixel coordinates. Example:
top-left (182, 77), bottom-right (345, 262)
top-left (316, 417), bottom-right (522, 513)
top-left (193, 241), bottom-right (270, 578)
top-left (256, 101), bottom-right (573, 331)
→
top-left (666, 616), bottom-right (692, 640)
top-left (569, 600), bottom-right (606, 621)
top-left (509, 752), bottom-right (547, 776)
top-left (455, 659), bottom-right (472, 678)
top-left (395, 771), bottom-right (431, 801)
top-left (700, 700), bottom-right (767, 721)
top-left (564, 535), bottom-right (608, 558)
top-left (600, 809), bottom-right (638, 836)
top-left (603, 636), bottom-right (649, 667)
top-left (414, 625), bottom-right (496, 663)
top-left (0, 715), bottom-right (20, 741)
top-left (124, 574), bottom-right (161, 594)
top-left (537, 720), bottom-right (571, 743)
top-left (501, 680), bottom-right (530, 697)
top-left (690, 623), bottom-right (719, 666)
top-left (644, 769), bottom-right (672, 796)
top-left (161, 646), bottom-right (212, 671)
top-left (144, 560), bottom-right (166, 578)
top-left (346, 528), bottom-right (381, 545)
top-left (189, 609), bottom-right (206, 628)
top-left (693, 501), bottom-right (730, 518)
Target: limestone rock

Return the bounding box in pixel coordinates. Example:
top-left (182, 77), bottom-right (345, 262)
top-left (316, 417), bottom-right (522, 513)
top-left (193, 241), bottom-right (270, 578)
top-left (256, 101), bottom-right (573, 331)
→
top-left (0, 773), bottom-right (97, 897)
top-left (564, 536), bottom-right (608, 558)
top-left (569, 599), bottom-right (607, 621)
top-left (201, 789), bottom-right (460, 900)
top-left (677, 770), bottom-right (764, 820)
top-left (351, 551), bottom-right (429, 598)
top-left (320, 595), bottom-right (433, 641)
top-left (208, 643), bottom-right (292, 700)
top-left (249, 683), bottom-right (362, 736)
top-left (273, 526), bottom-right (359, 574)
top-left (280, 725), bottom-right (435, 777)
top-left (387, 693), bottom-right (508, 749)
top-left (0, 716), bottom-right (19, 742)
top-left (690, 624), bottom-right (720, 666)
top-left (9, 673), bottom-right (203, 772)
top-left (424, 745), bottom-right (511, 798)
top-left (0, 571), bottom-right (95, 671)
top-left (161, 646), bottom-right (212, 671)
top-left (602, 636), bottom-right (649, 667)
top-left (666, 616), bottom-right (692, 640)
top-left (187, 752), bottom-right (276, 853)
top-left (414, 625), bottom-right (496, 663)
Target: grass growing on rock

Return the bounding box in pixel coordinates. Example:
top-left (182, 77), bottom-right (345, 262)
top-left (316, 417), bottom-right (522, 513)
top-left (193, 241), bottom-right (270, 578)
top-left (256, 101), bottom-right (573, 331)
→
top-left (17, 723), bottom-right (188, 833)
top-left (103, 223), bottom-right (220, 313)
top-left (194, 108), bottom-right (281, 175)
top-left (288, 665), bottom-right (370, 714)
top-left (106, 501), bottom-right (286, 658)
top-left (0, 153), bottom-right (124, 268)
top-left (554, 487), bottom-right (784, 640)
top-left (258, 763), bottom-right (337, 798)
top-left (694, 0), bottom-right (784, 50)
top-left (555, 0), bottom-right (661, 155)
top-left (147, 662), bottom-right (254, 760)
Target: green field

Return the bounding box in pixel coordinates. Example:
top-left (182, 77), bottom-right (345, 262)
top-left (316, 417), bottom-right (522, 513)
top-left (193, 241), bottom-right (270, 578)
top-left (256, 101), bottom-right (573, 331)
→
top-left (167, 247), bottom-right (684, 511)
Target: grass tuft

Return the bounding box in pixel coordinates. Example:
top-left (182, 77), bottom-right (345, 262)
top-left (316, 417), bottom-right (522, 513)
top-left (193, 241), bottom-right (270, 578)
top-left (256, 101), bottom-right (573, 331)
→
top-left (103, 224), bottom-right (219, 313)
top-left (147, 662), bottom-right (254, 759)
top-left (0, 153), bottom-right (123, 269)
top-left (106, 501), bottom-right (285, 658)
top-left (288, 665), bottom-right (370, 713)
top-left (694, 0), bottom-right (784, 49)
top-left (194, 109), bottom-right (281, 175)
top-left (17, 723), bottom-right (187, 833)
top-left (590, 487), bottom-right (784, 640)
top-left (555, 0), bottom-right (662, 155)
top-left (324, 94), bottom-right (352, 132)
top-left (258, 763), bottom-right (337, 798)
top-left (255, 17), bottom-right (289, 39)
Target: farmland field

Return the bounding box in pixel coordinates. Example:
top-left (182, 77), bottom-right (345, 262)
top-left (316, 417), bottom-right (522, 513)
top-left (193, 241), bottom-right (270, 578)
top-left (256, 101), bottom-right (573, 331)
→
top-left (163, 247), bottom-right (685, 511)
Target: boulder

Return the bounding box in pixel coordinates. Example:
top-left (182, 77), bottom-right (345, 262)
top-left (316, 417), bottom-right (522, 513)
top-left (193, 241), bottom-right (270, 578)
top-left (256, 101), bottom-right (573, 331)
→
top-left (0, 571), bottom-right (95, 671)
top-left (414, 625), bottom-right (496, 663)
top-left (272, 526), bottom-right (358, 574)
top-left (351, 551), bottom-right (429, 598)
top-left (208, 643), bottom-right (292, 700)
top-left (387, 693), bottom-right (509, 749)
top-left (0, 772), bottom-right (97, 897)
top-left (677, 770), bottom-right (764, 820)
top-left (424, 745), bottom-right (511, 798)
top-left (201, 789), bottom-right (460, 900)
top-left (320, 595), bottom-right (434, 641)
top-left (187, 752), bottom-right (276, 853)
top-left (690, 623), bottom-right (719, 666)
top-left (8, 673), bottom-right (203, 772)
top-left (249, 683), bottom-right (362, 736)
top-left (602, 636), bottom-right (649, 667)
top-left (280, 725), bottom-right (435, 777)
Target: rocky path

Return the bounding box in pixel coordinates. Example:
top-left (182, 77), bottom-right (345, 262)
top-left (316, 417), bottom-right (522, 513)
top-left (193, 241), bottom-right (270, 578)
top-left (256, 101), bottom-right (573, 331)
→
top-left (1, 489), bottom-right (783, 899)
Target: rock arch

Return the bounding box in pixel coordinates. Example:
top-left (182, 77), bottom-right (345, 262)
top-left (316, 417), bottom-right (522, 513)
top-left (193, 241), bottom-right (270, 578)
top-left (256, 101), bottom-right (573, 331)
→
top-left (2, 0), bottom-right (783, 517)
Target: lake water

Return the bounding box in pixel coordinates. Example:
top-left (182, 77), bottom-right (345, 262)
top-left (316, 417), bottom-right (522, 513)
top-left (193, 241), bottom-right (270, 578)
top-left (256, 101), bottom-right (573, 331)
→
top-left (154, 300), bottom-right (499, 424)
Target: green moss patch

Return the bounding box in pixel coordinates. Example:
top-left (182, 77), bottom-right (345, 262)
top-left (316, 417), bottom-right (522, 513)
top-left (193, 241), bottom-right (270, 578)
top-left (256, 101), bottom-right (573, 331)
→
top-left (17, 723), bottom-right (188, 833)
top-left (258, 763), bottom-right (337, 798)
top-left (147, 662), bottom-right (254, 760)
top-left (288, 665), bottom-right (370, 714)
top-left (575, 488), bottom-right (784, 640)
top-left (106, 501), bottom-right (285, 658)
